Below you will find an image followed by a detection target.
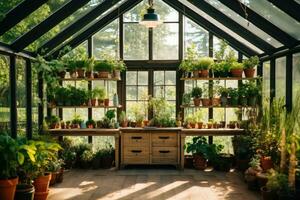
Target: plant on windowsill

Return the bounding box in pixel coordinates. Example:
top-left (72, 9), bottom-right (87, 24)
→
top-left (246, 81), bottom-right (260, 106)
top-left (84, 57), bottom-right (94, 78)
top-left (111, 59), bottom-right (126, 79)
top-left (191, 87), bottom-right (202, 107)
top-left (243, 56), bottom-right (259, 78)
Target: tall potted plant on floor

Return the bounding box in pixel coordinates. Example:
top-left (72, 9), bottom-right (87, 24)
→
top-left (186, 136), bottom-right (209, 170)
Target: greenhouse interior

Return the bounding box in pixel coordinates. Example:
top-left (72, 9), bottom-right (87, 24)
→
top-left (0, 0), bottom-right (300, 200)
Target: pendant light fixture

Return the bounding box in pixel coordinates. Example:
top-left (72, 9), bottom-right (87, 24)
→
top-left (140, 0), bottom-right (162, 28)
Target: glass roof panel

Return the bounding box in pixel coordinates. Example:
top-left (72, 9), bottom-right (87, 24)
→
top-left (28, 0), bottom-right (105, 52)
top-left (241, 0), bottom-right (300, 40)
top-left (0, 0), bottom-right (24, 21)
top-left (0, 0), bottom-right (70, 46)
top-left (205, 0), bottom-right (283, 48)
top-left (179, 0), bottom-right (264, 54)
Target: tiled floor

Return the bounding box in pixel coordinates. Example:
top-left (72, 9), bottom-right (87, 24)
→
top-left (48, 167), bottom-right (259, 200)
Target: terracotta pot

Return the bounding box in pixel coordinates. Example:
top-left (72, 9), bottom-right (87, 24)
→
top-left (61, 122), bottom-right (66, 129)
top-left (113, 70), bottom-right (121, 79)
top-left (104, 99), bottom-right (109, 107)
top-left (130, 122), bottom-right (137, 127)
top-left (77, 69), bottom-right (85, 78)
top-left (190, 123), bottom-right (196, 129)
top-left (98, 99), bottom-right (104, 106)
top-left (136, 121), bottom-right (143, 127)
top-left (200, 69), bottom-right (209, 77)
top-left (121, 121), bottom-right (128, 128)
top-left (15, 183), bottom-right (35, 200)
top-left (85, 71), bottom-right (93, 79)
top-left (202, 98), bottom-right (211, 106)
top-left (50, 172), bottom-right (58, 186)
top-left (87, 124), bottom-right (94, 129)
top-left (69, 71), bottom-right (77, 78)
top-left (220, 121), bottom-right (226, 128)
top-left (230, 69), bottom-right (243, 77)
top-left (93, 72), bottom-right (99, 78)
top-left (56, 168), bottom-right (64, 183)
top-left (143, 120), bottom-right (149, 127)
top-left (244, 68), bottom-right (255, 78)
top-left (193, 70), bottom-right (200, 78)
top-left (197, 122), bottom-right (203, 129)
top-left (207, 123), bottom-right (212, 129)
top-left (58, 71), bottom-right (66, 79)
top-left (91, 99), bottom-right (97, 106)
top-left (71, 124), bottom-right (80, 129)
top-left (211, 98), bottom-right (220, 106)
top-left (0, 177), bottom-right (18, 200)
top-left (193, 154), bottom-right (207, 170)
top-left (261, 186), bottom-right (277, 200)
top-left (98, 71), bottom-right (109, 78)
top-left (193, 98), bottom-right (201, 107)
top-left (34, 190), bottom-right (49, 200)
top-left (260, 156), bottom-right (273, 172)
top-left (33, 174), bottom-right (51, 193)
top-left (184, 155), bottom-right (194, 169)
top-left (212, 123), bottom-right (218, 129)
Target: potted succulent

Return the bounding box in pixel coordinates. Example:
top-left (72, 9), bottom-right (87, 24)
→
top-left (45, 115), bottom-right (60, 129)
top-left (94, 60), bottom-right (113, 78)
top-left (84, 57), bottom-right (94, 78)
top-left (243, 56), bottom-right (259, 78)
top-left (86, 119), bottom-right (96, 128)
top-left (238, 84), bottom-right (248, 106)
top-left (119, 111), bottom-right (128, 128)
top-left (218, 87), bottom-right (228, 107)
top-left (230, 61), bottom-right (244, 77)
top-left (196, 57), bottom-right (214, 77)
top-left (191, 87), bottom-right (202, 107)
top-left (228, 87), bottom-right (239, 106)
top-left (112, 60), bottom-right (126, 79)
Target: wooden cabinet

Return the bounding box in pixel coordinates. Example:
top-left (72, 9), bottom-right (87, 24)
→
top-left (120, 130), bottom-right (180, 168)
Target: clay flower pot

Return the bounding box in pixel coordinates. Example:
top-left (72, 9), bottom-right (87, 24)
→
top-left (193, 70), bottom-right (200, 78)
top-left (91, 99), bottom-right (97, 107)
top-left (98, 71), bottom-right (109, 78)
top-left (190, 122), bottom-right (196, 129)
top-left (260, 156), bottom-right (273, 172)
top-left (230, 69), bottom-right (243, 77)
top-left (69, 71), bottom-right (77, 78)
top-left (244, 68), bottom-right (255, 78)
top-left (121, 121), bottom-right (128, 128)
top-left (193, 98), bottom-right (201, 107)
top-left (98, 99), bottom-right (104, 106)
top-left (143, 120), bottom-right (149, 127)
top-left (50, 172), bottom-right (59, 186)
top-left (207, 123), bottom-right (213, 129)
top-left (93, 72), bottom-right (99, 78)
top-left (0, 177), bottom-right (18, 200)
top-left (85, 71), bottom-right (93, 78)
top-left (200, 69), bottom-right (209, 77)
top-left (197, 122), bottom-right (203, 129)
top-left (34, 190), bottom-right (49, 200)
top-left (56, 168), bottom-right (64, 183)
top-left (211, 98), bottom-right (220, 106)
top-left (58, 71), bottom-right (66, 79)
top-left (33, 174), bottom-right (51, 193)
top-left (113, 70), bottom-right (121, 79)
top-left (202, 98), bottom-right (211, 106)
top-left (193, 154), bottom-right (207, 170)
top-left (104, 99), bottom-right (109, 107)
top-left (77, 69), bottom-right (85, 78)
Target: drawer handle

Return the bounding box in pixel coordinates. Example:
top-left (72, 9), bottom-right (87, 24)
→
top-left (159, 150), bottom-right (170, 153)
top-left (159, 136), bottom-right (170, 139)
top-left (131, 150), bottom-right (142, 153)
top-left (131, 136), bottom-right (142, 140)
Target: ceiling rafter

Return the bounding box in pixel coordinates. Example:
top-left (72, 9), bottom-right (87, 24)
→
top-left (188, 0), bottom-right (275, 53)
top-left (50, 0), bottom-right (143, 59)
top-left (38, 0), bottom-right (123, 55)
top-left (163, 0), bottom-right (258, 56)
top-left (267, 0), bottom-right (300, 22)
top-left (0, 0), bottom-right (48, 36)
top-left (11, 0), bottom-right (91, 52)
top-left (218, 0), bottom-right (298, 48)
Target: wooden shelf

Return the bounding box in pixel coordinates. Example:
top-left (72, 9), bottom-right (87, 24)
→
top-left (48, 128), bottom-right (120, 136)
top-left (48, 105), bottom-right (122, 109)
top-left (180, 77), bottom-right (258, 81)
top-left (60, 77), bottom-right (120, 81)
top-left (182, 128), bottom-right (245, 136)
top-left (180, 105), bottom-right (256, 109)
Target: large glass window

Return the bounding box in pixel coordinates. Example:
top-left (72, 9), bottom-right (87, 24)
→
top-left (293, 53), bottom-right (300, 104)
top-left (0, 0), bottom-right (23, 20)
top-left (275, 57), bottom-right (286, 100)
top-left (263, 61), bottom-right (270, 102)
top-left (126, 71), bottom-right (149, 120)
top-left (93, 19), bottom-right (119, 60)
top-left (184, 17), bottom-right (209, 57)
top-left (0, 55), bottom-right (10, 134)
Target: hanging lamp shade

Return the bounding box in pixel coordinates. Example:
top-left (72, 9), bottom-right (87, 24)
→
top-left (140, 7), bottom-right (162, 28)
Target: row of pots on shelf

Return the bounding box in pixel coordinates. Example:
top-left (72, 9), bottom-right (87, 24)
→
top-left (49, 98), bottom-right (111, 108)
top-left (190, 96), bottom-right (258, 107)
top-left (184, 121), bottom-right (240, 129)
top-left (58, 69), bottom-right (121, 79)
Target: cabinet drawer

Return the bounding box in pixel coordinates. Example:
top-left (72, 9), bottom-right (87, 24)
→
top-left (152, 147), bottom-right (177, 164)
top-left (123, 133), bottom-right (150, 147)
top-left (152, 133), bottom-right (178, 147)
top-left (123, 147), bottom-right (150, 164)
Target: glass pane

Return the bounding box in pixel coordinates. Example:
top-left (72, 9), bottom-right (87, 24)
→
top-left (124, 23), bottom-right (148, 60)
top-left (93, 136), bottom-right (114, 151)
top-left (0, 0), bottom-right (70, 45)
top-left (275, 57), bottom-right (286, 100)
top-left (17, 58), bottom-right (26, 136)
top-left (0, 0), bottom-right (23, 21)
top-left (166, 86), bottom-right (176, 100)
top-left (123, 1), bottom-right (146, 22)
top-left (214, 136), bottom-right (233, 154)
top-left (0, 55), bottom-right (10, 134)
top-left (63, 108), bottom-right (75, 122)
top-left (263, 61), bottom-right (270, 101)
top-left (138, 71), bottom-right (148, 85)
top-left (154, 86), bottom-right (164, 98)
top-left (293, 53), bottom-right (300, 104)
top-left (138, 86), bottom-right (148, 100)
top-left (184, 17), bottom-right (209, 57)
top-left (242, 0), bottom-right (300, 40)
top-left (126, 86), bottom-right (137, 100)
top-left (181, 0), bottom-right (264, 54)
top-left (153, 23), bottom-right (179, 60)
top-left (165, 71), bottom-right (176, 85)
top-left (154, 71), bottom-right (164, 85)
top-left (205, 0), bottom-right (282, 48)
top-left (32, 66), bottom-right (39, 133)
top-left (92, 109), bottom-right (105, 121)
top-left (93, 18), bottom-right (119, 59)
top-left (126, 71), bottom-right (137, 85)
top-left (213, 36), bottom-right (238, 59)
top-left (33, 0), bottom-right (105, 52)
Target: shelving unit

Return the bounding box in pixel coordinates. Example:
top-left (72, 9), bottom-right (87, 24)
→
top-left (60, 77), bottom-right (121, 81)
top-left (180, 77), bottom-right (258, 81)
top-left (180, 105), bottom-right (255, 109)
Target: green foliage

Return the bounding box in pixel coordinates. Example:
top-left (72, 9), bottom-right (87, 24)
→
top-left (182, 93), bottom-right (191, 105)
top-left (45, 115), bottom-right (60, 125)
top-left (243, 56), bottom-right (259, 69)
top-left (266, 169), bottom-right (289, 192)
top-left (193, 57), bottom-right (214, 70)
top-left (179, 44), bottom-right (198, 72)
top-left (85, 119), bottom-right (96, 127)
top-left (47, 159), bottom-right (64, 172)
top-left (80, 150), bottom-right (93, 162)
top-left (94, 60), bottom-right (113, 72)
top-left (92, 87), bottom-right (105, 99)
top-left (72, 115), bottom-right (83, 125)
top-left (218, 86), bottom-right (229, 97)
top-left (119, 111), bottom-right (128, 123)
top-left (230, 62), bottom-right (244, 70)
top-left (214, 40), bottom-right (228, 61)
top-left (246, 81), bottom-right (260, 97)
top-left (83, 57), bottom-right (95, 72)
top-left (105, 110), bottom-right (116, 121)
top-left (249, 154), bottom-right (261, 168)
top-left (149, 97), bottom-right (173, 120)
top-left (228, 87), bottom-right (239, 98)
top-left (191, 87), bottom-right (202, 98)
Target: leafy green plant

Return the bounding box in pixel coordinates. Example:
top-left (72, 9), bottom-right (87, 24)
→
top-left (218, 86), bottom-right (229, 97)
top-left (182, 93), bottom-right (191, 105)
top-left (80, 150), bottom-right (93, 162)
top-left (119, 111), bottom-right (128, 123)
top-left (72, 115), bottom-right (83, 125)
top-left (191, 87), bottom-right (202, 98)
top-left (45, 115), bottom-right (60, 125)
top-left (86, 119), bottom-right (96, 127)
top-left (230, 62), bottom-right (243, 70)
top-left (243, 56), bottom-right (259, 69)
top-left (194, 57), bottom-right (214, 70)
top-left (94, 60), bottom-right (113, 72)
top-left (92, 87), bottom-right (105, 99)
top-left (228, 87), bottom-right (239, 98)
top-left (83, 57), bottom-right (94, 72)
top-left (179, 44), bottom-right (198, 72)
top-left (105, 110), bottom-right (116, 121)
top-left (112, 60), bottom-right (126, 71)
top-left (246, 81), bottom-right (260, 97)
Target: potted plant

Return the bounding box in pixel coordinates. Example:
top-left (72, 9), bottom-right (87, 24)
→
top-left (232, 135), bottom-right (254, 171)
top-left (76, 60), bottom-right (86, 78)
top-left (94, 60), bottom-right (113, 78)
top-left (119, 111), bottom-right (128, 128)
top-left (66, 121), bottom-right (71, 129)
top-left (228, 121), bottom-right (236, 129)
top-left (71, 115), bottom-right (83, 129)
top-left (228, 87), bottom-right (239, 106)
top-left (238, 84), bottom-right (248, 106)
top-left (201, 85), bottom-right (211, 106)
top-left (186, 115), bottom-right (197, 129)
top-left (186, 136), bottom-right (208, 170)
top-left (211, 82), bottom-right (221, 106)
top-left (47, 158), bottom-right (63, 186)
top-left (61, 149), bottom-right (76, 169)
top-left (84, 57), bottom-right (94, 78)
top-left (100, 143), bottom-right (115, 168)
top-left (51, 59), bottom-right (66, 79)
top-left (230, 61), bottom-right (244, 77)
top-left (213, 153), bottom-right (234, 172)
top-left (191, 87), bottom-right (202, 107)
top-left (218, 87), bottom-right (228, 107)
top-left (211, 62), bottom-right (222, 78)
top-left (67, 60), bottom-right (78, 78)
top-left (247, 81), bottom-right (260, 106)
top-left (182, 93), bottom-right (191, 106)
top-left (79, 150), bottom-right (93, 169)
top-left (261, 170), bottom-right (282, 200)
top-left (45, 115), bottom-right (60, 129)
top-left (86, 119), bottom-right (96, 128)
top-left (243, 56), bottom-right (259, 78)
top-left (92, 149), bottom-right (102, 169)
top-left (180, 44), bottom-right (198, 78)
top-left (207, 120), bottom-right (213, 129)
top-left (112, 60), bottom-right (126, 79)
top-left (196, 57), bottom-right (214, 78)
top-left (61, 120), bottom-right (66, 129)
top-left (245, 155), bottom-right (262, 190)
